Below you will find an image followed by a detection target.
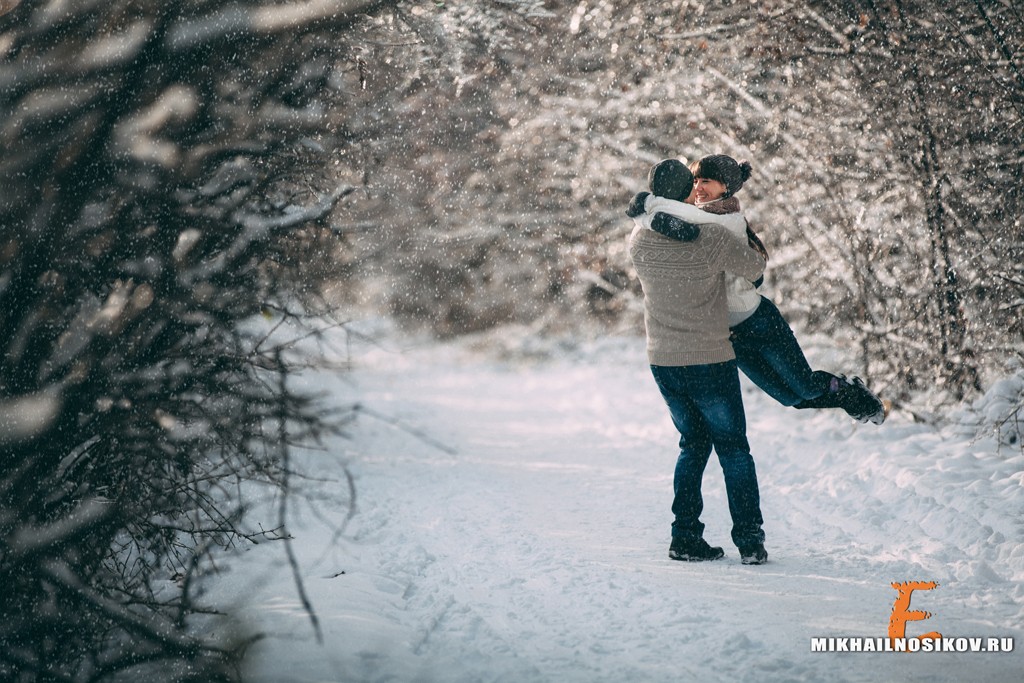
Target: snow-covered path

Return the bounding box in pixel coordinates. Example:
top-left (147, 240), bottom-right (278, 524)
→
top-left (208, 333), bottom-right (1024, 683)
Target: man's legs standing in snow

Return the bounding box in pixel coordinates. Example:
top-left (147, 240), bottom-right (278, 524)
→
top-left (651, 361), bottom-right (766, 561)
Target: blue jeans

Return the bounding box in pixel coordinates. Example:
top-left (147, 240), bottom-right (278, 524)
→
top-left (730, 297), bottom-right (834, 407)
top-left (651, 361), bottom-right (765, 549)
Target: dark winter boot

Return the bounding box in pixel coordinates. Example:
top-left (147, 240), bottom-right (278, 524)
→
top-left (669, 537), bottom-right (725, 562)
top-left (739, 544), bottom-right (769, 565)
top-left (838, 376), bottom-right (887, 424)
top-left (795, 374), bottom-right (888, 424)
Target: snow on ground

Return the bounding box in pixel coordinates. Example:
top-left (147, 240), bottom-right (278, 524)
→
top-left (204, 325), bottom-right (1024, 683)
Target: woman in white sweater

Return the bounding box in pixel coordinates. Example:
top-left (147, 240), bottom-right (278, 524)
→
top-left (627, 156), bottom-right (886, 424)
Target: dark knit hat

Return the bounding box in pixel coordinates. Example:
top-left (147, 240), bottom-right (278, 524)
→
top-left (690, 154), bottom-right (752, 197)
top-left (647, 159), bottom-right (694, 201)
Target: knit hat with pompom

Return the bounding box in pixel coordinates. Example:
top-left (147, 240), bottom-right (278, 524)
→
top-left (689, 154), bottom-right (752, 197)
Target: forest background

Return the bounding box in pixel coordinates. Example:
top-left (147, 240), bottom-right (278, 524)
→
top-left (1, 0), bottom-right (1021, 680)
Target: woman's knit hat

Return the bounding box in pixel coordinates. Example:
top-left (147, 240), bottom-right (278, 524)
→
top-left (690, 154), bottom-right (752, 197)
top-left (647, 159), bottom-right (694, 201)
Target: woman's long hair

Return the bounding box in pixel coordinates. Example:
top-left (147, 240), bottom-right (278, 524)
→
top-left (745, 220), bottom-right (769, 261)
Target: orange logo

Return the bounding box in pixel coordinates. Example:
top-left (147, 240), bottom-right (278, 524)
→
top-left (889, 581), bottom-right (942, 644)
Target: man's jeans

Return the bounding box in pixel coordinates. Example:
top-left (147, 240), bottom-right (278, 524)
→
top-left (730, 296), bottom-right (834, 407)
top-left (651, 361), bottom-right (765, 549)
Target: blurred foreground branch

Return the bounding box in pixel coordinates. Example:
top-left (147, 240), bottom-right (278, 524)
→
top-left (0, 1), bottom-right (397, 680)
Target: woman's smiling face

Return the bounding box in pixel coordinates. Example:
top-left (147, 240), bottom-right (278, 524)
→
top-left (693, 177), bottom-right (728, 203)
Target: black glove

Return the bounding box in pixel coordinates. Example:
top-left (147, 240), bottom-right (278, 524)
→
top-left (625, 191), bottom-right (650, 218)
top-left (650, 212), bottom-right (701, 242)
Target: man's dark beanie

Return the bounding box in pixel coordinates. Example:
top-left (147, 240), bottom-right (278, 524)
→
top-left (690, 154), bottom-right (753, 197)
top-left (647, 159), bottom-right (694, 201)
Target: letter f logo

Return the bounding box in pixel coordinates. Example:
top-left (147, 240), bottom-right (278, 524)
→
top-left (889, 581), bottom-right (942, 644)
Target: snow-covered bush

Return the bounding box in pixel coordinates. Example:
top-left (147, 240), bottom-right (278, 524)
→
top-left (0, 1), bottom-right (387, 679)
top-left (964, 369), bottom-right (1024, 451)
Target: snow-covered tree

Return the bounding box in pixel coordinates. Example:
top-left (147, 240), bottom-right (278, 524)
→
top-left (336, 0), bottom-right (1021, 410)
top-left (741, 0), bottom-right (1023, 402)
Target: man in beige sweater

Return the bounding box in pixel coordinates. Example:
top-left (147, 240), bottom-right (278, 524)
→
top-left (628, 159), bottom-right (769, 565)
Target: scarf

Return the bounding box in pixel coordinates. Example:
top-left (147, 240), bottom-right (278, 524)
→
top-left (695, 196), bottom-right (741, 215)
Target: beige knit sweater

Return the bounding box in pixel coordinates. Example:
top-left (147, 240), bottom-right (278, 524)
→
top-left (629, 222), bottom-right (766, 367)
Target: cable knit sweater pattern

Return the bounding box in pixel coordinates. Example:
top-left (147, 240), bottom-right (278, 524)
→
top-left (629, 223), bottom-right (765, 367)
top-left (643, 195), bottom-right (763, 326)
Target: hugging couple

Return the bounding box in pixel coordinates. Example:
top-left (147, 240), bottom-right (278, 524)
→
top-left (626, 154), bottom-right (886, 565)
